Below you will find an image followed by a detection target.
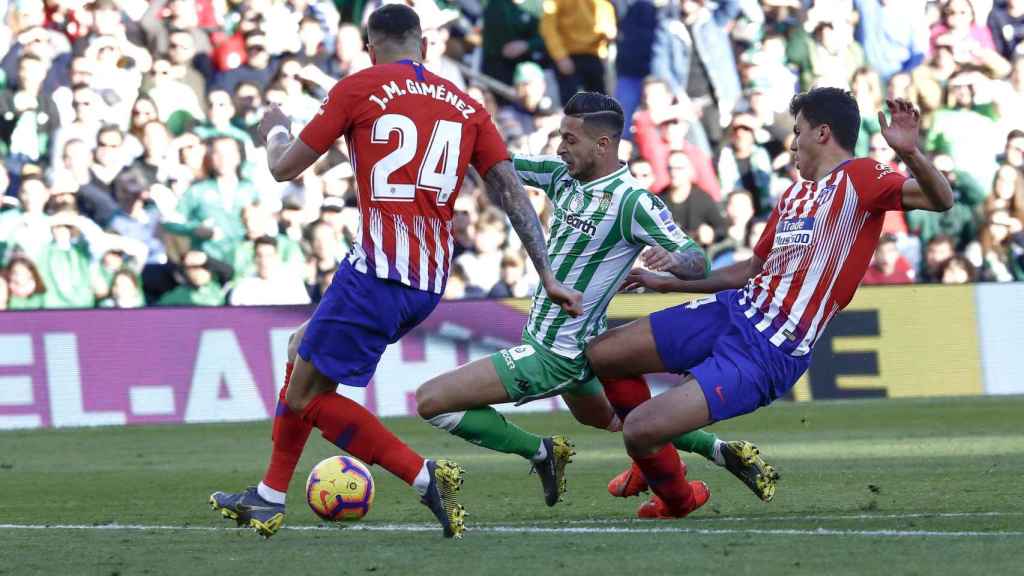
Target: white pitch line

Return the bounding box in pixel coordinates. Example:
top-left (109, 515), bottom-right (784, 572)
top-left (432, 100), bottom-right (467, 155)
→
top-left (533, 511), bottom-right (1024, 525)
top-left (0, 523), bottom-right (1021, 538)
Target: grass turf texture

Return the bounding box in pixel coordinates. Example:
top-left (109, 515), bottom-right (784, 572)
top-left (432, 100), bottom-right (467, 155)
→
top-left (2, 396), bottom-right (1022, 575)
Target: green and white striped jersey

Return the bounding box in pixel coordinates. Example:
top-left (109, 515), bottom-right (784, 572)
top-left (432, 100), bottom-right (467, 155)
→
top-left (513, 154), bottom-right (699, 359)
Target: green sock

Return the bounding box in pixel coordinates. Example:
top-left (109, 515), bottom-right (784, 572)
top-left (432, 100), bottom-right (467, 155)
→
top-left (449, 407), bottom-right (543, 460)
top-left (672, 429), bottom-right (719, 461)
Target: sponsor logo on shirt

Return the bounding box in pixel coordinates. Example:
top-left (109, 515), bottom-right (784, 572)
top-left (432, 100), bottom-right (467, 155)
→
top-left (876, 162), bottom-right (895, 180)
top-left (553, 207), bottom-right (597, 237)
top-left (775, 217), bottom-right (815, 247)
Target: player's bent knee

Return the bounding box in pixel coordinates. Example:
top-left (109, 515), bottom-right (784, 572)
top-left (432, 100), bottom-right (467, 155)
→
top-left (415, 381), bottom-right (443, 420)
top-left (621, 412), bottom-right (659, 454)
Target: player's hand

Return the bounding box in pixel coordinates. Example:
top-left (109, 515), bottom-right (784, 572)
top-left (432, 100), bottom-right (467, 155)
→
top-left (542, 275), bottom-right (583, 317)
top-left (258, 105), bottom-right (291, 145)
top-left (502, 40), bottom-right (529, 59)
top-left (878, 98), bottom-right (921, 157)
top-left (555, 57), bottom-right (575, 76)
top-left (640, 245), bottom-right (676, 272)
top-left (620, 268), bottom-right (669, 293)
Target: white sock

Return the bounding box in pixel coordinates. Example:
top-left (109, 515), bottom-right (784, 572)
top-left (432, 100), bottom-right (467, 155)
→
top-left (712, 440), bottom-right (726, 467)
top-left (412, 460), bottom-right (432, 497)
top-left (257, 482), bottom-right (287, 505)
top-left (530, 440), bottom-right (548, 463)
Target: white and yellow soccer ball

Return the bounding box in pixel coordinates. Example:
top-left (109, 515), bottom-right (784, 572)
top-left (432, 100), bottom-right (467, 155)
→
top-left (305, 456), bottom-right (375, 521)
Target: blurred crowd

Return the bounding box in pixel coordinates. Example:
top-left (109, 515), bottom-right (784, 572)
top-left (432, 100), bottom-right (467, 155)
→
top-left (0, 0), bottom-right (1022, 311)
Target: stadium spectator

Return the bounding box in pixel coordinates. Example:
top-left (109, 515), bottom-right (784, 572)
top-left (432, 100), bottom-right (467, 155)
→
top-left (921, 234), bottom-right (957, 283)
top-left (0, 270), bottom-right (7, 310)
top-left (4, 255), bottom-right (46, 310)
top-left (162, 136), bottom-right (257, 261)
top-left (853, 0), bottom-right (928, 82)
top-left (1001, 129), bottom-right (1024, 169)
top-left (99, 268), bottom-right (145, 308)
top-left (988, 0), bottom-right (1024, 59)
top-left (443, 261), bottom-right (486, 300)
top-left (157, 249), bottom-right (227, 306)
top-left (488, 251), bottom-right (531, 298)
top-left (231, 203), bottom-right (304, 282)
top-left (863, 233), bottom-right (917, 285)
top-left (651, 0), bottom-right (742, 150)
top-left (968, 209), bottom-right (1024, 281)
top-left (614, 0), bottom-right (676, 127)
top-left (663, 150), bottom-right (725, 244)
top-left (985, 163), bottom-right (1024, 220)
top-left (229, 236), bottom-right (311, 306)
top-left (456, 207), bottom-right (508, 293)
top-left (481, 0), bottom-right (544, 90)
top-left (717, 113), bottom-right (774, 214)
top-left (707, 189), bottom-right (755, 266)
top-left (540, 0), bottom-right (616, 102)
top-left (925, 71), bottom-right (1002, 187)
top-left (906, 155), bottom-right (980, 250)
top-left (940, 254), bottom-right (978, 283)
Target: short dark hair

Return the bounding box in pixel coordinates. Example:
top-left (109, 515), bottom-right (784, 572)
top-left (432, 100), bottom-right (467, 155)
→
top-left (367, 4), bottom-right (421, 44)
top-left (789, 87), bottom-right (860, 153)
top-left (254, 235), bottom-right (278, 250)
top-left (563, 91), bottom-right (625, 140)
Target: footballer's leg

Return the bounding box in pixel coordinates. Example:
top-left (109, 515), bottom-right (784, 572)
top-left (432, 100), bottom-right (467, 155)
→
top-left (416, 356), bottom-right (575, 507)
top-left (623, 376), bottom-right (712, 518)
top-left (210, 321), bottom-right (311, 534)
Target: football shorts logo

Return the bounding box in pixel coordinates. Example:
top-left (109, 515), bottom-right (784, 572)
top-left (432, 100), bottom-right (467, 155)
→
top-left (508, 344), bottom-right (535, 361)
top-left (775, 217), bottom-right (815, 247)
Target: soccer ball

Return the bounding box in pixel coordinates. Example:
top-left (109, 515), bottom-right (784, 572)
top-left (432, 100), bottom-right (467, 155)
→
top-left (305, 455), bottom-right (375, 521)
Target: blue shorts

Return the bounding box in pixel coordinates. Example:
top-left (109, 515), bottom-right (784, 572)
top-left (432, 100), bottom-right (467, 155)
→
top-left (649, 290), bottom-right (810, 422)
top-left (298, 260), bottom-right (441, 387)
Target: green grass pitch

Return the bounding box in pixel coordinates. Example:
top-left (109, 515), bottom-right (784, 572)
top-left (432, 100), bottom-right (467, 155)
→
top-left (2, 396), bottom-right (1022, 575)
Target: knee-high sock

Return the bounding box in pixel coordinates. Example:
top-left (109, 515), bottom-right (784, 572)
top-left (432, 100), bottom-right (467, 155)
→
top-left (428, 408), bottom-right (543, 460)
top-left (261, 362), bottom-right (313, 493)
top-left (601, 376), bottom-right (651, 419)
top-left (672, 429), bottom-right (718, 461)
top-left (630, 443), bottom-right (694, 511)
top-left (302, 391), bottom-right (424, 485)
top-left (603, 376), bottom-right (718, 462)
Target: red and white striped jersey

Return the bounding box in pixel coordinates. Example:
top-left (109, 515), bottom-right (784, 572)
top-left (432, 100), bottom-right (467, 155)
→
top-left (299, 61), bottom-right (508, 293)
top-left (739, 157), bottom-right (908, 356)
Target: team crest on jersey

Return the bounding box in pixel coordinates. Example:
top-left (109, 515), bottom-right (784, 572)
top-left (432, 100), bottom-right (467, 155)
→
top-left (569, 189), bottom-right (586, 213)
top-left (775, 217), bottom-right (815, 247)
top-left (818, 184), bottom-right (837, 203)
top-left (875, 163), bottom-right (895, 180)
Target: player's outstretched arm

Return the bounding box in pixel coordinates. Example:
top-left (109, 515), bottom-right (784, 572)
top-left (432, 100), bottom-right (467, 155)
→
top-left (259, 105), bottom-right (322, 182)
top-left (878, 98), bottom-right (954, 212)
top-left (484, 160), bottom-right (583, 317)
top-left (622, 256), bottom-right (763, 294)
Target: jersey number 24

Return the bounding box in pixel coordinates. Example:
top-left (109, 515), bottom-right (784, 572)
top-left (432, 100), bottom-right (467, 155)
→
top-left (371, 113), bottom-right (462, 205)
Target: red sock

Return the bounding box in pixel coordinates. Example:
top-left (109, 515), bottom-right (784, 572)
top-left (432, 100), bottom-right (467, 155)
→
top-left (601, 376), bottom-right (652, 420)
top-left (261, 363), bottom-right (313, 492)
top-left (631, 444), bottom-right (694, 512)
top-left (302, 391), bottom-right (424, 486)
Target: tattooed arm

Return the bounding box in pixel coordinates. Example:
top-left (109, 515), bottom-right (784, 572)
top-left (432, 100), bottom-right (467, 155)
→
top-left (484, 160), bottom-right (583, 316)
top-left (639, 243), bottom-right (709, 281)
